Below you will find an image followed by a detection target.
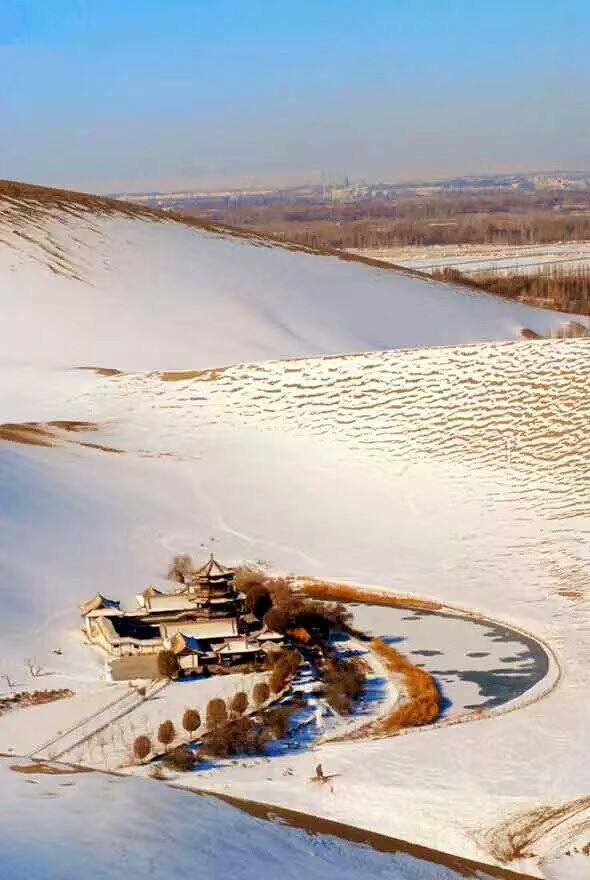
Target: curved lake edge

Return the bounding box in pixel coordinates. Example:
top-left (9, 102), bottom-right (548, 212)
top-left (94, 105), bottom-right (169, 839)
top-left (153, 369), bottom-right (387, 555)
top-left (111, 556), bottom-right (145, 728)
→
top-left (301, 580), bottom-right (561, 734)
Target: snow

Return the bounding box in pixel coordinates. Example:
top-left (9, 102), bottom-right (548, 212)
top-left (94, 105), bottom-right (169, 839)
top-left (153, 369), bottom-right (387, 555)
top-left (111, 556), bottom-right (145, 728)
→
top-left (0, 191), bottom-right (583, 374)
top-left (0, 758), bottom-right (476, 880)
top-left (1, 186), bottom-right (590, 878)
top-left (349, 604), bottom-right (553, 716)
top-left (348, 242), bottom-right (590, 277)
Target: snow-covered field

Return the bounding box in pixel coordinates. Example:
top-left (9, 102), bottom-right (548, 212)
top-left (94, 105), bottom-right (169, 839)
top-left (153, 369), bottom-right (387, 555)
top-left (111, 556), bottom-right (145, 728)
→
top-left (3, 758), bottom-right (494, 880)
top-left (348, 242), bottom-right (590, 276)
top-left (1, 183), bottom-right (589, 879)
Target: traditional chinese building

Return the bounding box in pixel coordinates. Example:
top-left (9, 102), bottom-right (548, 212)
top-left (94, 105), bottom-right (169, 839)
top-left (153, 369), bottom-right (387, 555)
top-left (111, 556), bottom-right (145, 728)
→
top-left (80, 555), bottom-right (281, 679)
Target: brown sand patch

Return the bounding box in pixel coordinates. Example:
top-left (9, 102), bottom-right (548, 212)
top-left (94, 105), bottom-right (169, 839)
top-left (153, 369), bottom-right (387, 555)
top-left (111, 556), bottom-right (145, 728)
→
top-left (556, 588), bottom-right (585, 601)
top-left (0, 420), bottom-right (125, 455)
top-left (47, 420), bottom-right (97, 433)
top-left (0, 423), bottom-right (56, 447)
top-left (155, 367), bottom-right (227, 382)
top-left (78, 367), bottom-right (125, 377)
top-left (10, 761), bottom-right (91, 776)
top-left (79, 441), bottom-right (125, 455)
top-left (190, 790), bottom-right (537, 880)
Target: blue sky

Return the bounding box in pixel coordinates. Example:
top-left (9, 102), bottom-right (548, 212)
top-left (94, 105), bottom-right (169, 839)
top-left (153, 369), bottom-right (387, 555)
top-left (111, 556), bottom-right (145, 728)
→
top-left (1, 0), bottom-right (589, 192)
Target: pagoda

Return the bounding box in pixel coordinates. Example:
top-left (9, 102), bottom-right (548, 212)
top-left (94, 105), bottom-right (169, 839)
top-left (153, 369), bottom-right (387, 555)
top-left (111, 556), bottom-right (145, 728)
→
top-left (187, 554), bottom-right (243, 619)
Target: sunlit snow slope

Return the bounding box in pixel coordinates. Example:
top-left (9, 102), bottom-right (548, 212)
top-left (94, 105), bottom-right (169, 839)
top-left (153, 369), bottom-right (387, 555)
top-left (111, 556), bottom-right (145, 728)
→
top-left (3, 759), bottom-right (488, 880)
top-left (1, 182), bottom-right (590, 879)
top-left (0, 180), bottom-right (581, 371)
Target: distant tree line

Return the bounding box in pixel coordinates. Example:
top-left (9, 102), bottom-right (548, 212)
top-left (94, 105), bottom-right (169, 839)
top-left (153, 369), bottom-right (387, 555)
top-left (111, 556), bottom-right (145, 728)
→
top-left (178, 189), bottom-right (590, 250)
top-left (434, 266), bottom-right (590, 316)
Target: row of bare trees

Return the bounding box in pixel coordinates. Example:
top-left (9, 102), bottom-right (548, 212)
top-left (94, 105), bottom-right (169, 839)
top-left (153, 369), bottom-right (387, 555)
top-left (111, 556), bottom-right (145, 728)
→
top-left (182, 189), bottom-right (590, 250)
top-left (434, 266), bottom-right (590, 316)
top-left (133, 648), bottom-right (304, 769)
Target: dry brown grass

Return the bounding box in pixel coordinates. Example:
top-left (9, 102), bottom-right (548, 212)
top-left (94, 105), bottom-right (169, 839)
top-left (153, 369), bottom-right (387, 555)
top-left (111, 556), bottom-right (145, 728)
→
top-left (484, 794), bottom-right (590, 863)
top-left (370, 638), bottom-right (440, 734)
top-left (0, 689), bottom-right (74, 715)
top-left (300, 580), bottom-right (442, 612)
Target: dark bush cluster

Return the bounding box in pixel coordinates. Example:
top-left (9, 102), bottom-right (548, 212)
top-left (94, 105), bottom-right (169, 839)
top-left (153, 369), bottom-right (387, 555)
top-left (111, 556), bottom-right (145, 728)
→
top-left (167, 553), bottom-right (196, 584)
top-left (252, 681), bottom-right (270, 706)
top-left (262, 587), bottom-right (351, 645)
top-left (157, 649), bottom-right (180, 680)
top-left (323, 657), bottom-right (366, 715)
top-left (245, 584), bottom-right (273, 620)
top-left (263, 706), bottom-right (291, 740)
top-left (163, 744), bottom-right (198, 772)
top-left (202, 715), bottom-right (268, 758)
top-left (202, 703), bottom-right (298, 757)
top-left (235, 569), bottom-right (350, 645)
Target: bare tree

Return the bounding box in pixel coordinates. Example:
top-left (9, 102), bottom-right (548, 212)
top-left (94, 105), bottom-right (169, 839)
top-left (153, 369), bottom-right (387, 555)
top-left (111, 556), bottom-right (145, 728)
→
top-left (253, 681), bottom-right (270, 707)
top-left (133, 735), bottom-right (151, 763)
top-left (157, 720), bottom-right (176, 752)
top-left (182, 708), bottom-right (201, 740)
top-left (206, 698), bottom-right (228, 729)
top-left (230, 691), bottom-right (248, 716)
top-left (24, 658), bottom-right (42, 679)
top-left (157, 650), bottom-right (179, 680)
top-left (167, 554), bottom-right (196, 584)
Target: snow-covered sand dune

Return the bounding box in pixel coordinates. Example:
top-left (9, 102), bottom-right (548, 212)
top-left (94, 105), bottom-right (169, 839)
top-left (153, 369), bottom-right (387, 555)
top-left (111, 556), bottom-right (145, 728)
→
top-left (1, 336), bottom-right (588, 877)
top-left (1, 183), bottom-right (589, 879)
top-left (3, 759), bottom-right (494, 880)
top-left (0, 181), bottom-right (582, 372)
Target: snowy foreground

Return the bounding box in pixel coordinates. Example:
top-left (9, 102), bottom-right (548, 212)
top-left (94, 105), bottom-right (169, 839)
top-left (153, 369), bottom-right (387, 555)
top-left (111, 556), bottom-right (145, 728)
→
top-left (1, 184), bottom-right (590, 879)
top-left (1, 759), bottom-right (487, 880)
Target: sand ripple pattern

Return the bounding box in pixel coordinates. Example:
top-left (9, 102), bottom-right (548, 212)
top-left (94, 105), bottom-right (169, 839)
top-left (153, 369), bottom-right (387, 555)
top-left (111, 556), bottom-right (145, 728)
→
top-left (110, 338), bottom-right (588, 479)
top-left (82, 337), bottom-right (590, 605)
